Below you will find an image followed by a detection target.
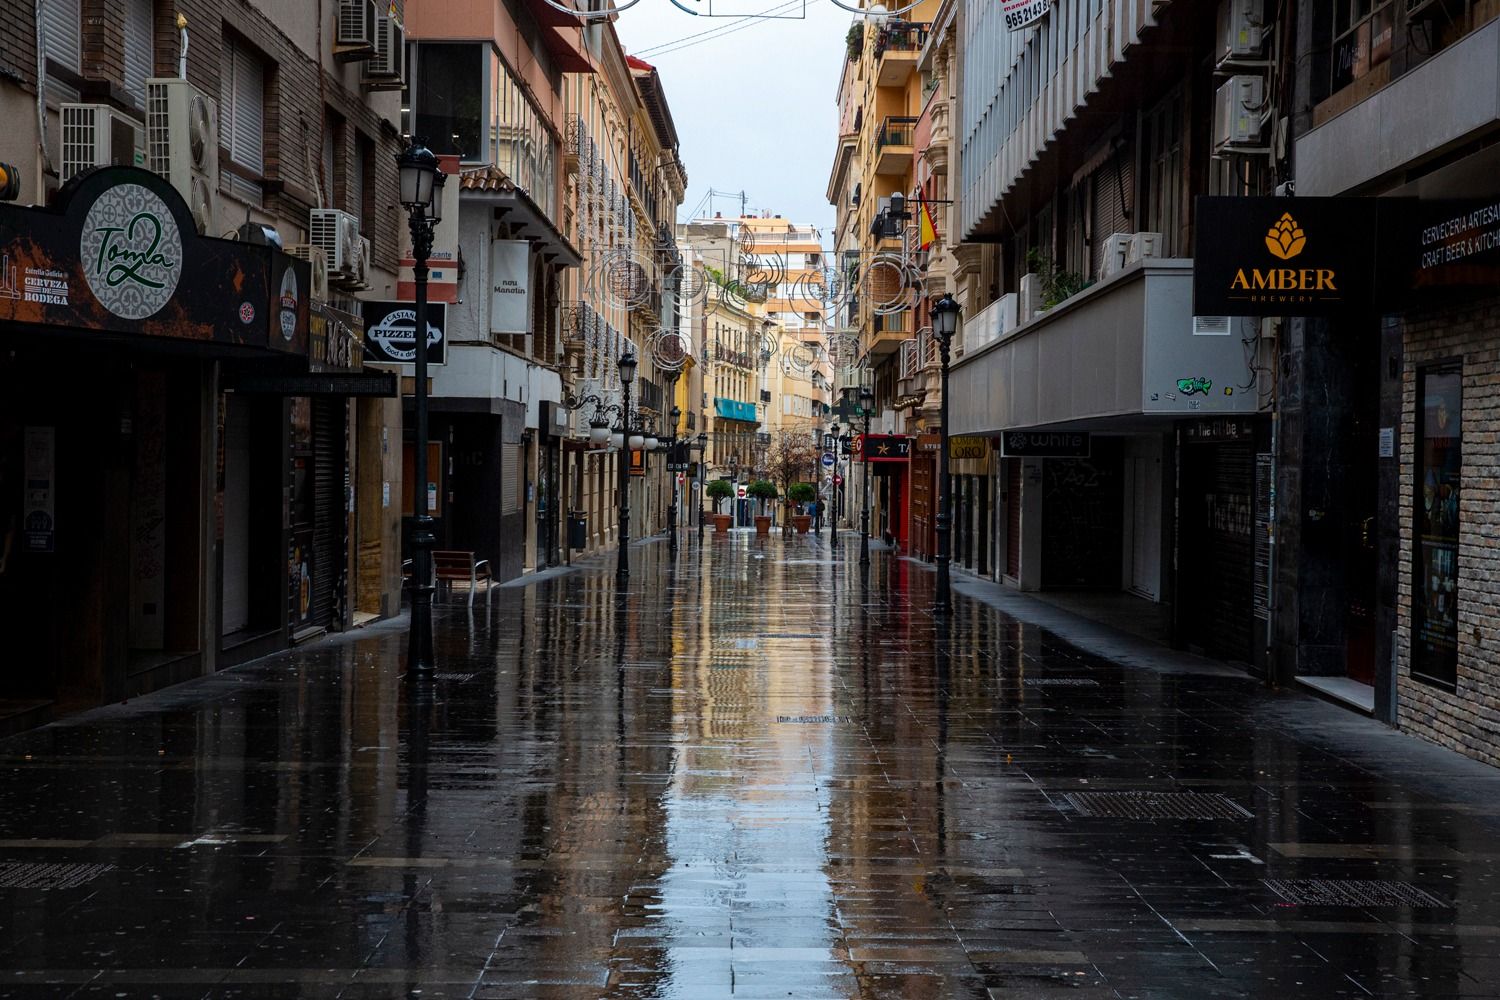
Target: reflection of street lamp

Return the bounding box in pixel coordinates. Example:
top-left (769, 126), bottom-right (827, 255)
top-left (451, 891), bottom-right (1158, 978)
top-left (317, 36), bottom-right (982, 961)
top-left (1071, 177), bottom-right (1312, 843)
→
top-left (694, 431), bottom-right (708, 540)
top-left (396, 138), bottom-right (443, 681)
top-left (858, 383), bottom-right (874, 567)
top-left (667, 402), bottom-right (681, 553)
top-left (616, 352), bottom-right (637, 584)
top-left (932, 293), bottom-right (961, 613)
top-left (825, 424), bottom-right (840, 544)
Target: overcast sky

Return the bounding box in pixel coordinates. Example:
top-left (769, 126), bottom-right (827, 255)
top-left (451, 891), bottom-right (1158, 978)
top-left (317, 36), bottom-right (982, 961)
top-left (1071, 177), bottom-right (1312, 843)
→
top-left (615, 1), bottom-right (850, 233)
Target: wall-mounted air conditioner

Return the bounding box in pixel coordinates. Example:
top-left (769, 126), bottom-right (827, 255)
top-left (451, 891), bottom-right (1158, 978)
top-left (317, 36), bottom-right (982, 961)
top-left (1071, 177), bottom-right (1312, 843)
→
top-left (310, 208), bottom-right (362, 283)
top-left (1217, 0), bottom-right (1265, 64)
top-left (1099, 232), bottom-right (1133, 279)
top-left (1194, 315), bottom-right (1233, 336)
top-left (363, 13), bottom-right (405, 90)
top-left (335, 0), bottom-right (377, 61)
top-left (285, 244), bottom-right (330, 304)
top-left (1127, 232), bottom-right (1162, 263)
top-left (1214, 75), bottom-right (1265, 151)
top-left (60, 104), bottom-right (146, 183)
top-left (146, 78), bottom-right (218, 235)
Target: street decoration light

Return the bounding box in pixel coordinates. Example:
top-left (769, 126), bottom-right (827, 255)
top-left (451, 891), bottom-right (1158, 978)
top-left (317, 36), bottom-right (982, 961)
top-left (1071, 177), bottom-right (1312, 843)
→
top-left (858, 383), bottom-right (875, 567)
top-left (396, 138), bottom-right (443, 681)
top-left (931, 292), bottom-right (961, 613)
top-left (616, 351), bottom-right (637, 584)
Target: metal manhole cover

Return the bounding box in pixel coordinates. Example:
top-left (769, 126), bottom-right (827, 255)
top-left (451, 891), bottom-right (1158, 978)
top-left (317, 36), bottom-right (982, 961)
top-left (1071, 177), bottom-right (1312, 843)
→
top-left (1064, 791), bottom-right (1252, 820)
top-left (1264, 879), bottom-right (1450, 908)
top-left (0, 862), bottom-right (117, 889)
top-left (1025, 678), bottom-right (1100, 687)
top-left (433, 672), bottom-right (476, 682)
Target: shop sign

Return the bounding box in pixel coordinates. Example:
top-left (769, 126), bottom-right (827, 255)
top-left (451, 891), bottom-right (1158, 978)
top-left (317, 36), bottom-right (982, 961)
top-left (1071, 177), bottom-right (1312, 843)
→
top-left (916, 433), bottom-right (941, 452)
top-left (629, 449), bottom-right (646, 477)
top-left (489, 239), bottom-right (531, 335)
top-left (1003, 0), bottom-right (1051, 31)
top-left (22, 426), bottom-right (54, 553)
top-left (1183, 417), bottom-right (1257, 444)
top-left (861, 434), bottom-right (912, 462)
top-left (1400, 198), bottom-right (1500, 297)
top-left (950, 436), bottom-right (990, 459)
top-left (1193, 197), bottom-right (1380, 317)
top-left (1001, 431), bottom-right (1091, 457)
top-left (310, 304), bottom-right (364, 374)
top-left (0, 167), bottom-right (275, 346)
top-left (363, 301), bottom-right (447, 365)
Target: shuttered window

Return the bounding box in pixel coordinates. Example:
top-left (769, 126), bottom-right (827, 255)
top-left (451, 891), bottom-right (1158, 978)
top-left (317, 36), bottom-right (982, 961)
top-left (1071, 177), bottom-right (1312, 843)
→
top-left (218, 34), bottom-right (265, 175)
top-left (321, 121), bottom-right (336, 207)
top-left (122, 0), bottom-right (154, 105)
top-left (41, 0), bottom-right (81, 74)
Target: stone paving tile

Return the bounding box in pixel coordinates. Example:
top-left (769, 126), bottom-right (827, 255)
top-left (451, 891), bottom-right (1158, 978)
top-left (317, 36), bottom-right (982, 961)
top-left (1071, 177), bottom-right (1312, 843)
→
top-left (6, 536), bottom-right (1500, 997)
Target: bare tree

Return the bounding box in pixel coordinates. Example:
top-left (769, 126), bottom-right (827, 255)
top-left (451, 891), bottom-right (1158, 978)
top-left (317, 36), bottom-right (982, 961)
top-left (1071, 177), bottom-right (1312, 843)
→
top-left (763, 429), bottom-right (819, 534)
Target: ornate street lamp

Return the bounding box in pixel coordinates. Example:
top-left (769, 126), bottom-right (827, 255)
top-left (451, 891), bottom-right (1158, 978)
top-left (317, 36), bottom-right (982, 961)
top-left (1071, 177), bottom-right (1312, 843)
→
top-left (616, 351), bottom-right (637, 584)
top-left (396, 138), bottom-right (443, 681)
top-left (858, 383), bottom-right (875, 567)
top-left (931, 292), bottom-right (961, 613)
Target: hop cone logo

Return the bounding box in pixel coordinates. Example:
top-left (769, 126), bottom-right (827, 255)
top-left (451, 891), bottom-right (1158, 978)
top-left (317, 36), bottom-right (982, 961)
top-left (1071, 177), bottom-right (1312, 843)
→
top-left (1265, 212), bottom-right (1306, 260)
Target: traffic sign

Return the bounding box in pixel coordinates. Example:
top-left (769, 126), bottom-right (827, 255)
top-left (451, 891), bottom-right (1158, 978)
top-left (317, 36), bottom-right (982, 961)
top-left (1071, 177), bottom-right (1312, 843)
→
top-left (821, 451), bottom-right (836, 468)
top-left (833, 474), bottom-right (843, 486)
top-left (736, 485), bottom-right (747, 499)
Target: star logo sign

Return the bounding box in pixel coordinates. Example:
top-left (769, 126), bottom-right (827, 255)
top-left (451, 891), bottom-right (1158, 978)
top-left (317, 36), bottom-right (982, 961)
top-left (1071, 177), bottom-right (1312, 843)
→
top-left (876, 441), bottom-right (891, 456)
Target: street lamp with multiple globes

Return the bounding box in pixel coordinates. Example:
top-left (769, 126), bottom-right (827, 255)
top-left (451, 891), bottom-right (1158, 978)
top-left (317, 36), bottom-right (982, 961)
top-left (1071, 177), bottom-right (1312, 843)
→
top-left (858, 383), bottom-right (874, 567)
top-left (396, 138), bottom-right (444, 680)
top-left (616, 351), bottom-right (638, 584)
top-left (931, 292), bottom-right (962, 613)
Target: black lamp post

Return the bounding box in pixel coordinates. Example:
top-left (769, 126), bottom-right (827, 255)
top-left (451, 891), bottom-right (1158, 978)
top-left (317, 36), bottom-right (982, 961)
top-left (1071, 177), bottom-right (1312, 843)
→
top-left (858, 384), bottom-right (874, 567)
top-left (667, 400), bottom-right (681, 553)
top-left (616, 352), bottom-right (637, 584)
top-left (932, 293), bottom-right (961, 613)
top-left (396, 139), bottom-right (443, 680)
top-left (694, 431), bottom-right (708, 540)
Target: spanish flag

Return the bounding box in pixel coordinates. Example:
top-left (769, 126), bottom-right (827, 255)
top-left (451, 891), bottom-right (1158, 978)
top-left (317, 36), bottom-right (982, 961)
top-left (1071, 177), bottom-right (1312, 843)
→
top-left (918, 197), bottom-right (938, 251)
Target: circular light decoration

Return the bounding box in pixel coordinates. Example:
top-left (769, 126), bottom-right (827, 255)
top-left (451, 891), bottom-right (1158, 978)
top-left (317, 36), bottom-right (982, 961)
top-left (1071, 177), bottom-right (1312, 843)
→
top-left (648, 328), bottom-right (690, 373)
top-left (538, 0), bottom-right (642, 20)
top-left (829, 0), bottom-right (927, 17)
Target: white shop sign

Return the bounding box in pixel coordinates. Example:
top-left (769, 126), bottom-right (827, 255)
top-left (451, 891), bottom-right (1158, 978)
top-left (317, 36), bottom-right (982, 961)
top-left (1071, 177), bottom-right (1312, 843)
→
top-left (489, 239), bottom-right (531, 336)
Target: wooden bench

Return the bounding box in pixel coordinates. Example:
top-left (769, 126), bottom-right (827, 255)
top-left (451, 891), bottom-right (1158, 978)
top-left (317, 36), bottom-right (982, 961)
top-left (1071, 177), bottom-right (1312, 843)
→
top-left (403, 551), bottom-right (495, 605)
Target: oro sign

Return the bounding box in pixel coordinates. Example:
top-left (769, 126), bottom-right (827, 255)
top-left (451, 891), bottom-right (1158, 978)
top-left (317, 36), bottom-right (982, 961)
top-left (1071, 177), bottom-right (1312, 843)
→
top-left (1003, 0), bottom-right (1050, 31)
top-left (79, 183), bottom-right (183, 320)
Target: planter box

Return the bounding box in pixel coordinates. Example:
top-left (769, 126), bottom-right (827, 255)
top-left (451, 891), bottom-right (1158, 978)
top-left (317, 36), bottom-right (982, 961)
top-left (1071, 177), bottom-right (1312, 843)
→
top-left (792, 515), bottom-right (812, 534)
top-left (754, 515), bottom-right (772, 535)
top-left (713, 514), bottom-right (732, 533)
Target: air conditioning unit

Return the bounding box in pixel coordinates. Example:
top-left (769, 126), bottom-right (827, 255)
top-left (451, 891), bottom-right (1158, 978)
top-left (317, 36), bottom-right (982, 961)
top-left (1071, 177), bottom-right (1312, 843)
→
top-left (1214, 75), bottom-right (1265, 150)
top-left (363, 13), bottom-right (405, 89)
top-left (285, 244), bottom-right (330, 304)
top-left (1217, 0), bottom-right (1264, 63)
top-left (60, 104), bottom-right (146, 183)
top-left (1099, 232), bottom-right (1133, 279)
top-left (310, 208), bottom-right (362, 282)
top-left (335, 0), bottom-right (377, 60)
top-left (1127, 232), bottom-right (1163, 263)
top-left (146, 78), bottom-right (219, 235)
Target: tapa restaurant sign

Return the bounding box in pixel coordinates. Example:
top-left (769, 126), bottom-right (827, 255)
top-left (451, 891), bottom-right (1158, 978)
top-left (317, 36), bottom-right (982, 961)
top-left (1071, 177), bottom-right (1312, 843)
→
top-left (362, 301), bottom-right (447, 366)
top-left (0, 166), bottom-right (302, 352)
top-left (861, 434), bottom-right (912, 462)
top-left (1003, 0), bottom-right (1050, 31)
top-left (1193, 197), bottom-right (1380, 317)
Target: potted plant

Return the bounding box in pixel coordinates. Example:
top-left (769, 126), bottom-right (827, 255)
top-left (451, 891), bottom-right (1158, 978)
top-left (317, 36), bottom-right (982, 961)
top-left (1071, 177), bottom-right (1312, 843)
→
top-left (788, 483), bottom-right (817, 534)
top-left (706, 479), bottom-right (735, 533)
top-left (748, 480), bottom-right (778, 534)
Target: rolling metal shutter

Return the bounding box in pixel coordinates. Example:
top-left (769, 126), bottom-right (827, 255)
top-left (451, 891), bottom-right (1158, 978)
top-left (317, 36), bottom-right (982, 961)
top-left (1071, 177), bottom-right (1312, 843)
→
top-left (122, 0), bottom-right (154, 104)
top-left (1006, 459), bottom-right (1022, 578)
top-left (1182, 441), bottom-right (1256, 662)
top-left (41, 0), bottom-right (81, 73)
top-left (309, 397), bottom-right (344, 629)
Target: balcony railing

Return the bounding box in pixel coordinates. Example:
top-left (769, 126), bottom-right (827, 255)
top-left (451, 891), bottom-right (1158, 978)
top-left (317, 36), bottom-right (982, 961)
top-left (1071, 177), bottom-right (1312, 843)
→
top-left (875, 21), bottom-right (930, 56)
top-left (877, 116), bottom-right (918, 150)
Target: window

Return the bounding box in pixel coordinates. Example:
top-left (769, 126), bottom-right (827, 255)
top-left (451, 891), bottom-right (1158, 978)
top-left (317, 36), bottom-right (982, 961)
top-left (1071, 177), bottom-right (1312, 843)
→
top-left (1142, 88), bottom-right (1183, 256)
top-left (1330, 1), bottom-right (1393, 94)
top-left (1413, 363), bottom-right (1462, 689)
top-left (219, 34), bottom-right (266, 204)
top-left (491, 50), bottom-right (558, 215)
top-left (40, 0), bottom-right (81, 76)
top-left (410, 42), bottom-right (484, 161)
top-left (353, 133), bottom-right (374, 232)
top-left (122, 0), bottom-right (154, 105)
top-left (321, 114), bottom-right (339, 208)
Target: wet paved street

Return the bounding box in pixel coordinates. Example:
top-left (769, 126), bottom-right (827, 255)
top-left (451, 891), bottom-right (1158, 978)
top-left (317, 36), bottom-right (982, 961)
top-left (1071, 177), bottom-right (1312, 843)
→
top-left (5, 535), bottom-right (1500, 999)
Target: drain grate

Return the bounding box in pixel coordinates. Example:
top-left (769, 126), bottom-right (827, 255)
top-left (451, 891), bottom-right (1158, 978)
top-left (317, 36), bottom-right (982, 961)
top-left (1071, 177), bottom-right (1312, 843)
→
top-left (432, 672), bottom-right (476, 683)
top-left (0, 862), bottom-right (117, 890)
top-left (1064, 791), bottom-right (1252, 820)
top-left (1264, 879), bottom-right (1450, 908)
top-left (1025, 678), bottom-right (1100, 687)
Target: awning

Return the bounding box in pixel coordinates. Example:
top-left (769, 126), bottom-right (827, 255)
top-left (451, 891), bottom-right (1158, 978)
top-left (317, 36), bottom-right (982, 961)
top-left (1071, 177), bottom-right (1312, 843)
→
top-left (714, 397), bottom-right (757, 422)
top-left (460, 169), bottom-right (582, 268)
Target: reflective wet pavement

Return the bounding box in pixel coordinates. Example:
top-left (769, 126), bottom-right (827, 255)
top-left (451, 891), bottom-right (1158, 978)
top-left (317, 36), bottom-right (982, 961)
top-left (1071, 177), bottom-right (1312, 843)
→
top-left (5, 536), bottom-right (1500, 999)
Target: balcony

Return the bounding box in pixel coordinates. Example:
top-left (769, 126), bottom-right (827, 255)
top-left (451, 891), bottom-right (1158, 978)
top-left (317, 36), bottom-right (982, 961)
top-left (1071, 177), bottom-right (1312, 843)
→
top-left (864, 309), bottom-right (912, 359)
top-left (714, 397), bottom-right (759, 424)
top-left (947, 260), bottom-right (1261, 436)
top-left (874, 21), bottom-right (928, 86)
top-left (875, 117), bottom-right (917, 176)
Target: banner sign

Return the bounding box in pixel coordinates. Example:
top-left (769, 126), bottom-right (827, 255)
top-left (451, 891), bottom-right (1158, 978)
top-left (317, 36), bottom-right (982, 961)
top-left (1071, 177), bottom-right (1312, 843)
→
top-left (1193, 197), bottom-right (1380, 317)
top-left (1004, 0), bottom-right (1051, 31)
top-left (950, 436), bottom-right (991, 459)
top-left (0, 167), bottom-right (295, 350)
top-left (861, 434), bottom-right (912, 462)
top-left (1402, 199), bottom-right (1500, 297)
top-left (363, 301), bottom-right (447, 366)
top-left (1001, 431), bottom-right (1091, 458)
top-left (489, 238), bottom-right (531, 335)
